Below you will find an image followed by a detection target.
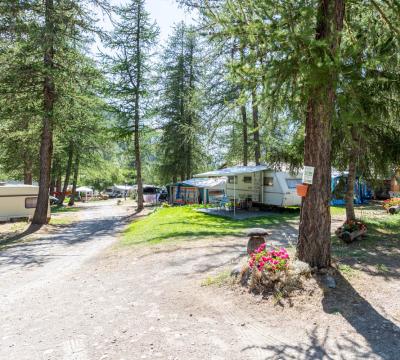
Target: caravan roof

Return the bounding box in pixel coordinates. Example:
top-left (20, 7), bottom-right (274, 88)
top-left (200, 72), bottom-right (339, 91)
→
top-left (175, 178), bottom-right (225, 189)
top-left (194, 165), bottom-right (270, 178)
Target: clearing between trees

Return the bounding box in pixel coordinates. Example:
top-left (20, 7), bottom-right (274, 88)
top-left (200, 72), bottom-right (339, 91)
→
top-left (1, 201), bottom-right (398, 359)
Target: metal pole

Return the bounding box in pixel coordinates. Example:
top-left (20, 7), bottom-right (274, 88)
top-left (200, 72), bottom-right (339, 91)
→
top-left (233, 175), bottom-right (236, 217)
top-left (261, 172), bottom-right (264, 204)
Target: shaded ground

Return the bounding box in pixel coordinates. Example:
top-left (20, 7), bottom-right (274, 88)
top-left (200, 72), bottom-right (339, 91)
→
top-left (0, 202), bottom-right (399, 359)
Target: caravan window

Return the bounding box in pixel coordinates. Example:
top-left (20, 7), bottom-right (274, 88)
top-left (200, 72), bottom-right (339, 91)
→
top-left (263, 177), bottom-right (274, 186)
top-left (228, 176), bottom-right (238, 184)
top-left (243, 176), bottom-right (252, 183)
top-left (286, 179), bottom-right (302, 189)
top-left (25, 197), bottom-right (37, 209)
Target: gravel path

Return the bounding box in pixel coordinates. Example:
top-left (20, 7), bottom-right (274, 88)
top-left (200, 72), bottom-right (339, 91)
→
top-left (0, 202), bottom-right (398, 360)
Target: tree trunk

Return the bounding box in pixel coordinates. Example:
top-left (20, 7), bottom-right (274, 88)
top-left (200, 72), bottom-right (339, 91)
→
top-left (55, 171), bottom-right (62, 193)
top-left (251, 87), bottom-right (261, 165)
top-left (49, 176), bottom-right (55, 195)
top-left (32, 0), bottom-right (55, 225)
top-left (134, 4), bottom-right (144, 211)
top-left (241, 104), bottom-right (248, 166)
top-left (297, 0), bottom-right (345, 268)
top-left (68, 154), bottom-right (79, 206)
top-left (58, 144), bottom-right (73, 204)
top-left (345, 151), bottom-right (357, 222)
top-left (23, 157), bottom-right (33, 185)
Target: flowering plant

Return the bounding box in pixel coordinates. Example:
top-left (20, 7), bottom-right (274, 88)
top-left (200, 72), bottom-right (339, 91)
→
top-left (342, 219), bottom-right (367, 233)
top-left (383, 198), bottom-right (400, 210)
top-left (248, 244), bottom-right (290, 273)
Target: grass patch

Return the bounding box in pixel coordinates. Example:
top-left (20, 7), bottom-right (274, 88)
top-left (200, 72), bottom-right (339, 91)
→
top-left (337, 264), bottom-right (358, 278)
top-left (330, 206), bottom-right (346, 216)
top-left (363, 215), bottom-right (400, 240)
top-left (376, 264), bottom-right (389, 273)
top-left (122, 206), bottom-right (298, 246)
top-left (201, 269), bottom-right (232, 287)
top-left (49, 217), bottom-right (74, 226)
top-left (333, 214), bottom-right (400, 265)
top-left (51, 205), bottom-right (80, 213)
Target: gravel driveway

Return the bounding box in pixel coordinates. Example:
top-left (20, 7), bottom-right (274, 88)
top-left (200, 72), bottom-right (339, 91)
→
top-left (0, 201), bottom-right (398, 360)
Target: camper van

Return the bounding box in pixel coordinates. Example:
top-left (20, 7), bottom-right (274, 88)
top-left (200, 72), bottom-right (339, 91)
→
top-left (0, 183), bottom-right (40, 222)
top-left (194, 165), bottom-right (303, 207)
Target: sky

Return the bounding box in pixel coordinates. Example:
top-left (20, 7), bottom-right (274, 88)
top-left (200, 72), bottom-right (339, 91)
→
top-left (146, 0), bottom-right (194, 42)
top-left (94, 0), bottom-right (195, 51)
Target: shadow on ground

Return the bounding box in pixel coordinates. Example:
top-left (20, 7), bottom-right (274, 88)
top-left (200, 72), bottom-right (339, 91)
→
top-left (240, 272), bottom-right (400, 359)
top-left (0, 211), bottom-right (142, 268)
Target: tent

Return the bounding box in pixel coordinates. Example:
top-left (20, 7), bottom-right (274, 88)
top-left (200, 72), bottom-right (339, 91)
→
top-left (170, 178), bottom-right (226, 205)
top-left (76, 186), bottom-right (93, 201)
top-left (331, 172), bottom-right (372, 205)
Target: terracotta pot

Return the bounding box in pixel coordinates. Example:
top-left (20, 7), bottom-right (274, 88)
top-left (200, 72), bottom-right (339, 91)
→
top-left (296, 184), bottom-right (308, 197)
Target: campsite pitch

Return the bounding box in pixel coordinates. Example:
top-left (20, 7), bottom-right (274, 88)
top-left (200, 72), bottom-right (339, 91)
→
top-left (0, 202), bottom-right (399, 359)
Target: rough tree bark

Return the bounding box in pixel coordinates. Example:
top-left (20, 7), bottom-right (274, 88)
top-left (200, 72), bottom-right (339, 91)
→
top-left (68, 154), bottom-right (79, 206)
top-left (58, 143), bottom-right (73, 204)
top-left (23, 157), bottom-right (33, 185)
top-left (241, 104), bottom-right (248, 166)
top-left (32, 0), bottom-right (55, 225)
top-left (55, 171), bottom-right (62, 193)
top-left (345, 155), bottom-right (357, 221)
top-left (251, 87), bottom-right (261, 165)
top-left (297, 0), bottom-right (345, 268)
top-left (134, 4), bottom-right (144, 211)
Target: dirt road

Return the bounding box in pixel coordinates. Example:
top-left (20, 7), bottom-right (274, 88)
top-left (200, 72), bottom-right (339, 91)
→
top-left (0, 201), bottom-right (398, 360)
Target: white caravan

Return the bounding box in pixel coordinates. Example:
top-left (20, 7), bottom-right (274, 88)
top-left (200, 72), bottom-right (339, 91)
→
top-left (194, 165), bottom-right (303, 207)
top-left (0, 183), bottom-right (41, 221)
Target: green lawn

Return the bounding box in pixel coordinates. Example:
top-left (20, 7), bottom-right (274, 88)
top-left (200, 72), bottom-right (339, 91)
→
top-left (51, 205), bottom-right (81, 213)
top-left (330, 206), bottom-right (346, 216)
top-left (332, 214), bottom-right (400, 262)
top-left (122, 206), bottom-right (298, 246)
top-left (122, 205), bottom-right (399, 249)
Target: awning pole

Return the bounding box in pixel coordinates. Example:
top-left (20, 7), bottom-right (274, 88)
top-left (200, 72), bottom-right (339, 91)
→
top-left (233, 176), bottom-right (236, 217)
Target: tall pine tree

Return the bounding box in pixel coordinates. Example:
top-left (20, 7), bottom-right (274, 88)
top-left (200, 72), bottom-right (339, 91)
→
top-left (103, 0), bottom-right (158, 211)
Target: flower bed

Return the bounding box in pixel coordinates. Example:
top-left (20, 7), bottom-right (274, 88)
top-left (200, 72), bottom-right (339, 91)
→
top-left (383, 198), bottom-right (400, 211)
top-left (248, 244), bottom-right (290, 272)
top-left (240, 244), bottom-right (309, 298)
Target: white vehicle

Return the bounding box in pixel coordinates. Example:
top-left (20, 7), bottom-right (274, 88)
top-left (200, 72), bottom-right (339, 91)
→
top-left (194, 165), bottom-right (303, 207)
top-left (0, 183), bottom-right (45, 222)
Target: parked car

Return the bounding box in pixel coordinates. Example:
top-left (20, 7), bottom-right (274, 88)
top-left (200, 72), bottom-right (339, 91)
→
top-left (49, 195), bottom-right (61, 205)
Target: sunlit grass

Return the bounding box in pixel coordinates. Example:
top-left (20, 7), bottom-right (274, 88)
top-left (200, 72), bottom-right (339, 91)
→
top-left (201, 269), bottom-right (232, 287)
top-left (49, 217), bottom-right (75, 226)
top-left (51, 205), bottom-right (81, 213)
top-left (122, 206), bottom-right (298, 246)
top-left (330, 206), bottom-right (346, 216)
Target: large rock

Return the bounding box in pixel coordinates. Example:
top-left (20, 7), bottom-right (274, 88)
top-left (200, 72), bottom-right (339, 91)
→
top-left (324, 275), bottom-right (336, 289)
top-left (290, 260), bottom-right (311, 276)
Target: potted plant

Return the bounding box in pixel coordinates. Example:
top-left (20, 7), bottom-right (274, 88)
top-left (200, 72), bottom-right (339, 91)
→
top-left (335, 219), bottom-right (367, 243)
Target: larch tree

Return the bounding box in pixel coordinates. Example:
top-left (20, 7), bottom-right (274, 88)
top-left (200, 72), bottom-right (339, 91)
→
top-left (296, 0), bottom-right (345, 268)
top-left (158, 22), bottom-right (204, 183)
top-left (197, 0), bottom-right (346, 267)
top-left (103, 0), bottom-right (158, 211)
